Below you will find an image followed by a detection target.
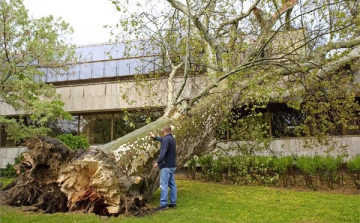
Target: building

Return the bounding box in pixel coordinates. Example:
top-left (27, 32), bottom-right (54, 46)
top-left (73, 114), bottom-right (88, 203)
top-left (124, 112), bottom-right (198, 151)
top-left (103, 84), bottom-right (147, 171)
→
top-left (1, 40), bottom-right (359, 168)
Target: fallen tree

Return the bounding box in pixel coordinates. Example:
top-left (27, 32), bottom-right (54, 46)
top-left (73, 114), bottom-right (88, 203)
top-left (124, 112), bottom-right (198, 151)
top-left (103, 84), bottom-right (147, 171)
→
top-left (2, 0), bottom-right (360, 216)
top-left (2, 91), bottom-right (227, 215)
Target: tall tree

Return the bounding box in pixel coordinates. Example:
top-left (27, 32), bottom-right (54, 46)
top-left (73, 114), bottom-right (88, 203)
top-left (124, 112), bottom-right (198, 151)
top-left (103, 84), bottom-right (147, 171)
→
top-left (4, 0), bottom-right (360, 216)
top-left (0, 0), bottom-right (75, 142)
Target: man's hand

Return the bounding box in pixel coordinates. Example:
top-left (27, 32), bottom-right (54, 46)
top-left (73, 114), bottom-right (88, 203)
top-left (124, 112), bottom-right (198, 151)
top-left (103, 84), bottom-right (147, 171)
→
top-left (149, 132), bottom-right (155, 138)
top-left (153, 162), bottom-right (158, 168)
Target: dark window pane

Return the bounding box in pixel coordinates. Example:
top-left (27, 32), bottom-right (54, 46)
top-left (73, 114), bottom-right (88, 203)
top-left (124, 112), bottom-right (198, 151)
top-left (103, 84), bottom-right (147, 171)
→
top-left (347, 116), bottom-right (360, 135)
top-left (271, 111), bottom-right (305, 138)
top-left (80, 114), bottom-right (112, 144)
top-left (113, 110), bottom-right (162, 139)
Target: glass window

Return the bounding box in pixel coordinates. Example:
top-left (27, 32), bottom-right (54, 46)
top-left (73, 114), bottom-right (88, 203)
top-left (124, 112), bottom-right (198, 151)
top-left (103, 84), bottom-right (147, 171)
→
top-left (80, 114), bottom-right (112, 145)
top-left (47, 68), bottom-right (58, 82)
top-left (141, 57), bottom-right (156, 74)
top-left (271, 111), bottom-right (305, 138)
top-left (118, 59), bottom-right (130, 76)
top-left (129, 58), bottom-right (142, 75)
top-left (79, 63), bottom-right (92, 79)
top-left (0, 125), bottom-right (14, 147)
top-left (48, 116), bottom-right (79, 137)
top-left (104, 61), bottom-right (117, 77)
top-left (67, 66), bottom-right (79, 81)
top-left (76, 46), bottom-right (95, 62)
top-left (56, 69), bottom-right (69, 82)
top-left (103, 43), bottom-right (125, 60)
top-left (346, 116), bottom-right (360, 135)
top-left (92, 61), bottom-right (104, 78)
top-left (113, 110), bottom-right (163, 139)
top-left (90, 45), bottom-right (107, 61)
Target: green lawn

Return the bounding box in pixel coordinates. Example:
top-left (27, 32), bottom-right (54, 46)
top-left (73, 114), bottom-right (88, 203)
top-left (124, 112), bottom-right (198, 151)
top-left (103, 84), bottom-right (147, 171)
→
top-left (0, 178), bottom-right (359, 223)
top-left (0, 177), bottom-right (13, 189)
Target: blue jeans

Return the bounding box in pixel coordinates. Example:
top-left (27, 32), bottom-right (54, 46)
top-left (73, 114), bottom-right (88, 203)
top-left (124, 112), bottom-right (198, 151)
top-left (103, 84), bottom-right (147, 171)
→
top-left (159, 167), bottom-right (177, 207)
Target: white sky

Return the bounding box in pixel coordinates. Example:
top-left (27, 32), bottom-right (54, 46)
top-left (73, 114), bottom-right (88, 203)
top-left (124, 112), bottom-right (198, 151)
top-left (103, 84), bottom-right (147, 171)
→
top-left (23, 0), bottom-right (120, 46)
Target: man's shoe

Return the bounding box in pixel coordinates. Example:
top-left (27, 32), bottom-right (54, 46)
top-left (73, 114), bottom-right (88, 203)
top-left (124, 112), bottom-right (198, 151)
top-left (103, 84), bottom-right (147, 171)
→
top-left (168, 204), bottom-right (176, 208)
top-left (154, 205), bottom-right (168, 211)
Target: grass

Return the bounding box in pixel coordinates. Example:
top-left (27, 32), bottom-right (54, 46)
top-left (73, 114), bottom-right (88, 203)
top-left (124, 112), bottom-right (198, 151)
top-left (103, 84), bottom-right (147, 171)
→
top-left (0, 178), bottom-right (359, 223)
top-left (0, 177), bottom-right (13, 188)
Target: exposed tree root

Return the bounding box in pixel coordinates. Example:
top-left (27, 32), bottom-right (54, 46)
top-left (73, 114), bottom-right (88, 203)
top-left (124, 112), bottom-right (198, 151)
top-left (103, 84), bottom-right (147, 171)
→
top-left (2, 136), bottom-right (71, 213)
top-left (2, 136), bottom-right (149, 216)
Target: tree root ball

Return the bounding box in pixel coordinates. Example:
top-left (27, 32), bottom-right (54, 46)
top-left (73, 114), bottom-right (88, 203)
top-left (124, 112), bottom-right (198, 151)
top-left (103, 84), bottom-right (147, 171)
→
top-left (2, 136), bottom-right (150, 216)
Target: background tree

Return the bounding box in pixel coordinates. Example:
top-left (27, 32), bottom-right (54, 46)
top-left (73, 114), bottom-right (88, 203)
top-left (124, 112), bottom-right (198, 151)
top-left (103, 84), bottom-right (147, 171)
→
top-left (0, 0), bottom-right (75, 142)
top-left (3, 0), bottom-right (360, 216)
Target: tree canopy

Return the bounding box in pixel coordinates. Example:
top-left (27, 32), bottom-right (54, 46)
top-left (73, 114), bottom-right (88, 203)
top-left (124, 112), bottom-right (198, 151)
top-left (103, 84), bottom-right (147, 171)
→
top-left (0, 0), bottom-right (75, 142)
top-left (110, 0), bottom-right (360, 145)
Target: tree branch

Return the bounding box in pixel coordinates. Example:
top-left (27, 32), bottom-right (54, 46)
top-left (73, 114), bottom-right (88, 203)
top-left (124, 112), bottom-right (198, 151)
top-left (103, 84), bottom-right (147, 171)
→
top-left (166, 0), bottom-right (226, 56)
top-left (1, 13), bottom-right (13, 85)
top-left (214, 0), bottom-right (261, 38)
top-left (173, 0), bottom-right (191, 105)
top-left (188, 44), bottom-right (360, 108)
top-left (318, 37), bottom-right (360, 57)
top-left (167, 48), bottom-right (184, 106)
top-left (198, 0), bottom-right (215, 17)
top-left (244, 0), bottom-right (298, 63)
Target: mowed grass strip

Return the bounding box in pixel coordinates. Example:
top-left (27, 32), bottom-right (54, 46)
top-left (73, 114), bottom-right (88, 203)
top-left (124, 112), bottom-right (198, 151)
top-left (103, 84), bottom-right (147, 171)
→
top-left (0, 179), bottom-right (359, 223)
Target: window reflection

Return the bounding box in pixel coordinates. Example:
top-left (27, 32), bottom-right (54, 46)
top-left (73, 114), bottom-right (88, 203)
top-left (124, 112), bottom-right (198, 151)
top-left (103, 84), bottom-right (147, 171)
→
top-left (347, 116), bottom-right (360, 135)
top-left (48, 116), bottom-right (79, 137)
top-left (80, 114), bottom-right (111, 145)
top-left (271, 111), bottom-right (305, 138)
top-left (77, 110), bottom-right (162, 145)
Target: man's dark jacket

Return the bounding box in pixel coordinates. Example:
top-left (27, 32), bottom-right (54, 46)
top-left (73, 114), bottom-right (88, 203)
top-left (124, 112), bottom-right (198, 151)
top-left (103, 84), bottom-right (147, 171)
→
top-left (154, 134), bottom-right (176, 169)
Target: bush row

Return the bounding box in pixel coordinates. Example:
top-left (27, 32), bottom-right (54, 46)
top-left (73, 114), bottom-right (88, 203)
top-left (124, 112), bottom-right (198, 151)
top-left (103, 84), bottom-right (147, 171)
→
top-left (186, 154), bottom-right (360, 190)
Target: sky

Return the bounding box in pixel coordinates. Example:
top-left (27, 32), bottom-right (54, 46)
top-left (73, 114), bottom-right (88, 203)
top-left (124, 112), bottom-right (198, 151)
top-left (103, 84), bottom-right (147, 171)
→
top-left (23, 0), bottom-right (120, 46)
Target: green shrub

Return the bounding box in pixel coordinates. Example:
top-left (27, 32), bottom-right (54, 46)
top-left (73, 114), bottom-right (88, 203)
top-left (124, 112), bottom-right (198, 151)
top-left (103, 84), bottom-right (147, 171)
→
top-left (211, 158), bottom-right (222, 182)
top-left (198, 155), bottom-right (214, 181)
top-left (195, 154), bottom-right (355, 190)
top-left (56, 134), bottom-right (89, 150)
top-left (211, 156), bottom-right (232, 182)
top-left (0, 154), bottom-right (23, 177)
top-left (227, 156), bottom-right (248, 184)
top-left (347, 155), bottom-right (360, 189)
top-left (273, 156), bottom-right (294, 187)
top-left (0, 163), bottom-right (17, 177)
top-left (186, 155), bottom-right (198, 179)
top-left (297, 156), bottom-right (319, 175)
top-left (347, 155), bottom-right (360, 173)
top-left (296, 156), bottom-right (321, 189)
top-left (250, 156), bottom-right (278, 186)
top-left (195, 155), bottom-right (279, 186)
top-left (318, 156), bottom-right (343, 189)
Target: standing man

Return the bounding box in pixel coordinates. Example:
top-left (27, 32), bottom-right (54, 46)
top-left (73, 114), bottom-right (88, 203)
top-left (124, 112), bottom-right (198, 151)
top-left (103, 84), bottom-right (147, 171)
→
top-left (150, 125), bottom-right (177, 211)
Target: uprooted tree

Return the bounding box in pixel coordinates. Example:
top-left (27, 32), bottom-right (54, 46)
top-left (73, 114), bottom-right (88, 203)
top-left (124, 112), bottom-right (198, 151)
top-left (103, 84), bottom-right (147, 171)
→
top-left (2, 0), bottom-right (360, 216)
